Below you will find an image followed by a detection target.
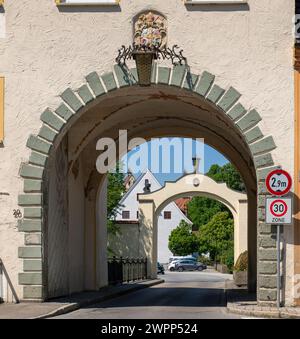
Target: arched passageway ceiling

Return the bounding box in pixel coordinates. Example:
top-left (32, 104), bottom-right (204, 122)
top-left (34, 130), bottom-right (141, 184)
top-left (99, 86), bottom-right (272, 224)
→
top-left (67, 85), bottom-right (258, 195)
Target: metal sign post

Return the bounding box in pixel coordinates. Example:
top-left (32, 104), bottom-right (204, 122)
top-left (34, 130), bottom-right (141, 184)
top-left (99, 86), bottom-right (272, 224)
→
top-left (276, 225), bottom-right (281, 309)
top-left (265, 169), bottom-right (293, 309)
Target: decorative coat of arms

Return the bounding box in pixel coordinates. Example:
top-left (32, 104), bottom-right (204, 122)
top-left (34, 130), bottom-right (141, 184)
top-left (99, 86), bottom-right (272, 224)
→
top-left (134, 12), bottom-right (167, 49)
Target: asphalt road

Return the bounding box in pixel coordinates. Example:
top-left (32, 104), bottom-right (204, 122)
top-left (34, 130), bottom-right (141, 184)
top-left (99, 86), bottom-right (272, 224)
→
top-left (54, 270), bottom-right (242, 319)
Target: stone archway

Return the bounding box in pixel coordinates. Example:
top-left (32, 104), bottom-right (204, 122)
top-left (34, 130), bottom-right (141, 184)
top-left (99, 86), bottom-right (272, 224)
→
top-left (137, 173), bottom-right (248, 279)
top-left (17, 64), bottom-right (279, 304)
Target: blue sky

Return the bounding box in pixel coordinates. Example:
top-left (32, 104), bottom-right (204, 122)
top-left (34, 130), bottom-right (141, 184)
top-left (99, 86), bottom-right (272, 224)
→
top-left (125, 138), bottom-right (229, 185)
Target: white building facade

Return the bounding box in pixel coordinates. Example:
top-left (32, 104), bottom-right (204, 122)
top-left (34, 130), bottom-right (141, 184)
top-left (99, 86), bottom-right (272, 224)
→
top-left (114, 170), bottom-right (193, 264)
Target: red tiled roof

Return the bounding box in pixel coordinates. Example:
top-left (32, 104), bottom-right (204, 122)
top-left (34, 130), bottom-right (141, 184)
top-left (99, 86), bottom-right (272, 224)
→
top-left (175, 197), bottom-right (191, 214)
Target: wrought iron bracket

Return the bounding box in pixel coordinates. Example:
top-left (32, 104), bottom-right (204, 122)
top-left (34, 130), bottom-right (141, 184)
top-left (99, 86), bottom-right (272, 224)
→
top-left (116, 44), bottom-right (187, 67)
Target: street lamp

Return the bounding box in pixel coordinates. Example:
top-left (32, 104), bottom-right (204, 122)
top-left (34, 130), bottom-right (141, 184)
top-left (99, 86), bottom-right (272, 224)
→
top-left (116, 44), bottom-right (187, 86)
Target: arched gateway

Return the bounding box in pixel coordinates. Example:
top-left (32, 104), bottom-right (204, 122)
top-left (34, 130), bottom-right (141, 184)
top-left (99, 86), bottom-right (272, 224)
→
top-left (17, 64), bottom-right (278, 304)
top-left (138, 174), bottom-right (248, 278)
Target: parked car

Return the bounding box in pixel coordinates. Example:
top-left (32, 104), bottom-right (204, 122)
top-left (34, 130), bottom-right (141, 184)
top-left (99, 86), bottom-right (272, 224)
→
top-left (175, 260), bottom-right (207, 272)
top-left (157, 262), bottom-right (165, 275)
top-left (168, 259), bottom-right (196, 271)
top-left (168, 255), bottom-right (197, 263)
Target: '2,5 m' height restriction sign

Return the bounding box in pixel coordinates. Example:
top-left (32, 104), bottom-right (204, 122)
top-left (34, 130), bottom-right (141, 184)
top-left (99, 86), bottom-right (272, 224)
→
top-left (266, 197), bottom-right (292, 225)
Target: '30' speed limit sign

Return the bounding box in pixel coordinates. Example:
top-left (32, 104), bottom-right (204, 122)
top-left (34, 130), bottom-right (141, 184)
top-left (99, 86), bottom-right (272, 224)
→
top-left (266, 197), bottom-right (292, 224)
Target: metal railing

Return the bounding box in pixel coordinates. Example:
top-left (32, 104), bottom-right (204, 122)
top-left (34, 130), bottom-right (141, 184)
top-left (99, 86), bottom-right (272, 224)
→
top-left (108, 257), bottom-right (147, 285)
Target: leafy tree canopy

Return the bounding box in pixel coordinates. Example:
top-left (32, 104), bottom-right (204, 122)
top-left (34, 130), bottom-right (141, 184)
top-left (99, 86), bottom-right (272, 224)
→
top-left (107, 165), bottom-right (126, 235)
top-left (197, 211), bottom-right (234, 263)
top-left (168, 220), bottom-right (199, 256)
top-left (206, 163), bottom-right (245, 192)
top-left (187, 197), bottom-right (228, 231)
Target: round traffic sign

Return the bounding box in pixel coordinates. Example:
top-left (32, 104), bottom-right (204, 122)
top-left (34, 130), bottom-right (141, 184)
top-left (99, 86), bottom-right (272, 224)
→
top-left (266, 169), bottom-right (292, 196)
top-left (270, 199), bottom-right (288, 217)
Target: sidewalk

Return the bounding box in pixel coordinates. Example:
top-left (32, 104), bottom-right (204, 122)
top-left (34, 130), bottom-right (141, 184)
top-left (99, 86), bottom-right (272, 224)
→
top-left (0, 279), bottom-right (164, 319)
top-left (225, 281), bottom-right (300, 319)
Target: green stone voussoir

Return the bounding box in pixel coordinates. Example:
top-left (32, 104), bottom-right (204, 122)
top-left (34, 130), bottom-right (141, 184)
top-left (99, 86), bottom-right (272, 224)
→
top-left (114, 64), bottom-right (134, 88)
top-left (23, 259), bottom-right (42, 272)
top-left (20, 165), bottom-right (44, 180)
top-left (18, 246), bottom-right (42, 258)
top-left (26, 135), bottom-right (51, 155)
top-left (18, 194), bottom-right (42, 206)
top-left (129, 68), bottom-right (138, 85)
top-left (195, 71), bottom-right (215, 96)
top-left (77, 85), bottom-right (94, 104)
top-left (18, 220), bottom-right (42, 232)
top-left (24, 179), bottom-right (42, 193)
top-left (171, 65), bottom-right (186, 87)
top-left (217, 87), bottom-right (241, 112)
top-left (25, 233), bottom-right (42, 246)
top-left (183, 73), bottom-right (198, 91)
top-left (227, 103), bottom-right (247, 121)
top-left (236, 109), bottom-right (261, 132)
top-left (244, 126), bottom-right (264, 144)
top-left (254, 153), bottom-right (274, 169)
top-left (250, 136), bottom-right (276, 156)
top-left (55, 103), bottom-right (74, 121)
top-left (23, 286), bottom-right (43, 299)
top-left (40, 108), bottom-right (65, 132)
top-left (24, 207), bottom-right (42, 219)
top-left (61, 88), bottom-right (84, 112)
top-left (206, 85), bottom-right (225, 103)
top-left (29, 152), bottom-right (48, 167)
top-left (257, 166), bottom-right (281, 182)
top-left (86, 72), bottom-right (106, 97)
top-left (101, 72), bottom-right (117, 92)
top-left (19, 272), bottom-right (42, 285)
top-left (38, 125), bottom-right (57, 143)
top-left (158, 67), bottom-right (171, 85)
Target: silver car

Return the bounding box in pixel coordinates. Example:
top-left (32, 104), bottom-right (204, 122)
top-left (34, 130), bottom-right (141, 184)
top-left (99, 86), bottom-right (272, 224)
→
top-left (175, 260), bottom-right (206, 272)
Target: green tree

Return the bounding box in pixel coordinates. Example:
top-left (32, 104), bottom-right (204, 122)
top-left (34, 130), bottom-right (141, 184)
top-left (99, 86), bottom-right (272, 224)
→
top-left (107, 166), bottom-right (126, 235)
top-left (197, 212), bottom-right (234, 267)
top-left (168, 220), bottom-right (199, 256)
top-left (187, 197), bottom-right (228, 231)
top-left (206, 163), bottom-right (245, 192)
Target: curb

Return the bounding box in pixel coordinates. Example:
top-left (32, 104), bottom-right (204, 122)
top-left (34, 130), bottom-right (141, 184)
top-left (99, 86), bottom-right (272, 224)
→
top-left (226, 304), bottom-right (280, 319)
top-left (227, 303), bottom-right (300, 319)
top-left (32, 279), bottom-right (164, 319)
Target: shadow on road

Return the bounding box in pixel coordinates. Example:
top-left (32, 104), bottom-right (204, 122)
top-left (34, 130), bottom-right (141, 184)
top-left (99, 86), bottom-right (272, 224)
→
top-left (82, 287), bottom-right (227, 309)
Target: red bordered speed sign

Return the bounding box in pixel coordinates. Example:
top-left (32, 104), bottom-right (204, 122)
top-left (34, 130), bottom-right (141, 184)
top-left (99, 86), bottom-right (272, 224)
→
top-left (266, 197), bottom-right (292, 224)
top-left (270, 199), bottom-right (287, 217)
top-left (266, 169), bottom-right (292, 196)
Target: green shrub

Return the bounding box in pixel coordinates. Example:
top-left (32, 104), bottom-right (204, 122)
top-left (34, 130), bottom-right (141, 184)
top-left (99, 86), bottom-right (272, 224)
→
top-left (197, 255), bottom-right (212, 266)
top-left (222, 247), bottom-right (234, 273)
top-left (234, 251), bottom-right (248, 272)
